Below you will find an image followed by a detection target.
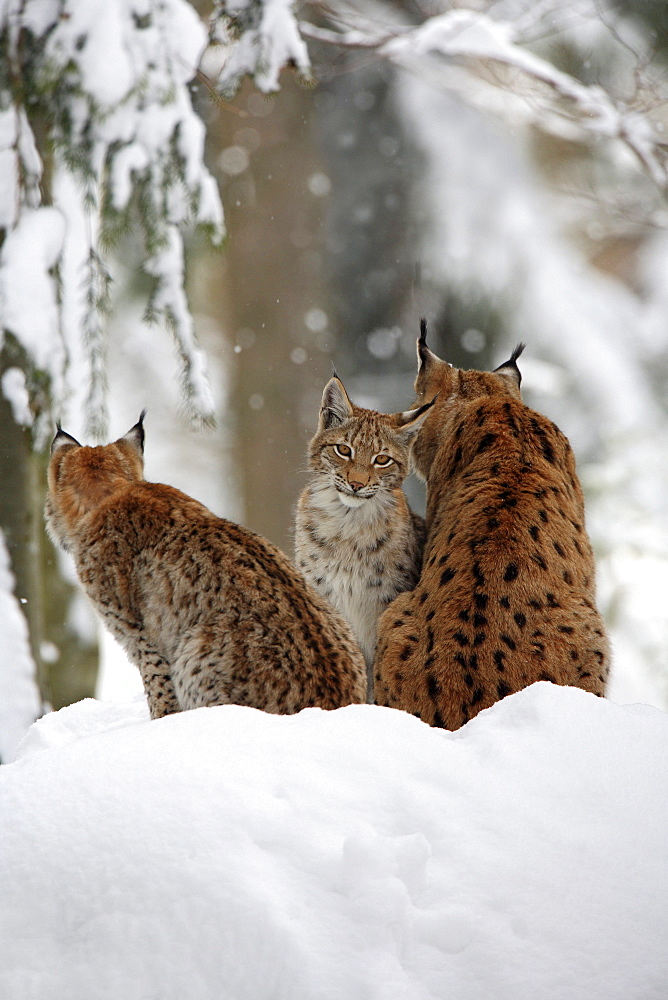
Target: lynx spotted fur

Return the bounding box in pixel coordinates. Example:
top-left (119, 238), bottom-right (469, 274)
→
top-left (295, 377), bottom-right (432, 696)
top-left (374, 323), bottom-right (610, 729)
top-left (45, 415), bottom-right (366, 718)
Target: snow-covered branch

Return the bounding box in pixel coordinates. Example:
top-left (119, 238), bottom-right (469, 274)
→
top-left (211, 1), bottom-right (666, 190)
top-left (1, 0), bottom-right (226, 433)
top-left (383, 9), bottom-right (667, 189)
top-left (211, 0), bottom-right (312, 96)
top-left (294, 4), bottom-right (668, 192)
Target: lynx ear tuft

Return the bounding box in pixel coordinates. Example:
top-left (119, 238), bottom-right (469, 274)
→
top-left (494, 342), bottom-right (525, 389)
top-left (320, 377), bottom-right (354, 430)
top-left (417, 318), bottom-right (440, 373)
top-left (51, 426), bottom-right (81, 454)
top-left (417, 317), bottom-right (429, 366)
top-left (121, 409), bottom-right (146, 454)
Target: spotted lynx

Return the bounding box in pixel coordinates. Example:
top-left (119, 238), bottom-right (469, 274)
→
top-left (295, 376), bottom-right (432, 697)
top-left (45, 415), bottom-right (366, 718)
top-left (375, 322), bottom-right (610, 728)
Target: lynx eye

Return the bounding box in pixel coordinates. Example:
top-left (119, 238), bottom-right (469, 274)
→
top-left (373, 454), bottom-right (394, 467)
top-left (333, 443), bottom-right (353, 459)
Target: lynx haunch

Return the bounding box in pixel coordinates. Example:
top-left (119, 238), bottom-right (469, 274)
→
top-left (374, 323), bottom-right (610, 729)
top-left (45, 415), bottom-right (366, 718)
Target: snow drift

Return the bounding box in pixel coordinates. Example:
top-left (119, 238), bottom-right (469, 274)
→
top-left (1, 682), bottom-right (666, 1000)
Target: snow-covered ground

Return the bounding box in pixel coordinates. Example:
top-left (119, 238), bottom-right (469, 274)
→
top-left (1, 682), bottom-right (666, 1000)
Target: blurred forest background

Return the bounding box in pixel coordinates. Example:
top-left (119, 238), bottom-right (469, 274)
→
top-left (1, 0), bottom-right (667, 760)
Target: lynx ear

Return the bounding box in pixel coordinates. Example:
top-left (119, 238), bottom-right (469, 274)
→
top-left (51, 425), bottom-right (81, 454)
top-left (120, 409), bottom-right (146, 455)
top-left (394, 396), bottom-right (437, 441)
top-left (417, 317), bottom-right (436, 373)
top-left (494, 343), bottom-right (525, 390)
top-left (319, 377), bottom-right (354, 430)
top-left (416, 317), bottom-right (446, 379)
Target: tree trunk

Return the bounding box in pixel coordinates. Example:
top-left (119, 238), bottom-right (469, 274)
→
top-left (200, 78), bottom-right (332, 554)
top-left (0, 339), bottom-right (98, 714)
top-left (0, 342), bottom-right (49, 705)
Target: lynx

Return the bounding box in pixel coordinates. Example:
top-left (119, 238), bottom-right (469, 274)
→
top-left (45, 414), bottom-right (366, 718)
top-left (374, 322), bottom-right (610, 729)
top-left (295, 376), bottom-right (432, 697)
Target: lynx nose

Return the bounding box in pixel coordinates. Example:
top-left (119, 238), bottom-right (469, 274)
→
top-left (348, 480), bottom-right (365, 493)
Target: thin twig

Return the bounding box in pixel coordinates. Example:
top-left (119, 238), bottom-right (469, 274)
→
top-left (194, 67), bottom-right (249, 116)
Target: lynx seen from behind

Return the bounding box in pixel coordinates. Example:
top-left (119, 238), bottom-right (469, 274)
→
top-left (375, 322), bottom-right (610, 729)
top-left (295, 376), bottom-right (433, 697)
top-left (45, 415), bottom-right (366, 718)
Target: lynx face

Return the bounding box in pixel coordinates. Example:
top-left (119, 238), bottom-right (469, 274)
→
top-left (296, 377), bottom-right (432, 692)
top-left (309, 377), bottom-right (431, 508)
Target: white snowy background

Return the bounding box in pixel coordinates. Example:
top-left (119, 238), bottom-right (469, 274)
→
top-left (1, 2), bottom-right (667, 996)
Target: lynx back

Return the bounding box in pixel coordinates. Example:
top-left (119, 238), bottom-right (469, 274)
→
top-left (46, 415), bottom-right (366, 718)
top-left (374, 323), bottom-right (610, 729)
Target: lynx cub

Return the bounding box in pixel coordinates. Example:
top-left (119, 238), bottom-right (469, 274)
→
top-left (295, 376), bottom-right (432, 697)
top-left (45, 414), bottom-right (366, 718)
top-left (375, 322), bottom-right (610, 729)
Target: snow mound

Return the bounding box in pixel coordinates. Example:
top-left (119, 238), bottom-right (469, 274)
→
top-left (1, 683), bottom-right (666, 1000)
top-left (14, 694), bottom-right (149, 759)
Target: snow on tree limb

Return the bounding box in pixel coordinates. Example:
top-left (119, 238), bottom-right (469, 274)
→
top-left (0, 207), bottom-right (68, 445)
top-left (0, 106), bottom-right (42, 229)
top-left (212, 0), bottom-right (312, 96)
top-left (144, 224), bottom-right (216, 428)
top-left (212, 0), bottom-right (666, 193)
top-left (386, 10), bottom-right (666, 188)
top-left (1, 0), bottom-right (225, 433)
top-left (81, 249), bottom-right (112, 441)
top-left (299, 5), bottom-right (668, 192)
